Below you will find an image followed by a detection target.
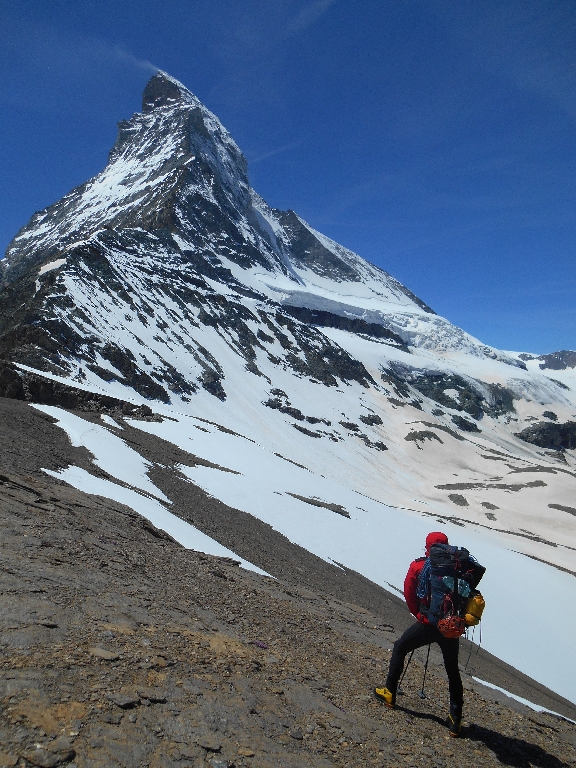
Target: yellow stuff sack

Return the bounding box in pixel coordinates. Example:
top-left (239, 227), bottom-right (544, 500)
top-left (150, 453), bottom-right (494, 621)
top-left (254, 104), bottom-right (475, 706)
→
top-left (464, 593), bottom-right (485, 626)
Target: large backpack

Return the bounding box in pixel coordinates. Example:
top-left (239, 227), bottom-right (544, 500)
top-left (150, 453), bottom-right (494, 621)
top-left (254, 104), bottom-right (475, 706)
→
top-left (419, 543), bottom-right (486, 638)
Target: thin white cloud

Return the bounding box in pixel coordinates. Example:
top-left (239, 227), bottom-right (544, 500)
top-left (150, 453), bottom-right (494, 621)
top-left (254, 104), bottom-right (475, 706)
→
top-left (0, 13), bottom-right (159, 86)
top-left (101, 44), bottom-right (159, 75)
top-left (0, 13), bottom-right (161, 116)
top-left (250, 140), bottom-right (303, 164)
top-left (286, 0), bottom-right (337, 36)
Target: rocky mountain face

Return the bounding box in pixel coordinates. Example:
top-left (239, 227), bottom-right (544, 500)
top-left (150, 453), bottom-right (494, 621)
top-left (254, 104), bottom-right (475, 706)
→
top-left (0, 72), bottom-right (519, 394)
top-left (1, 72), bottom-right (576, 711)
top-left (1, 72), bottom-right (574, 487)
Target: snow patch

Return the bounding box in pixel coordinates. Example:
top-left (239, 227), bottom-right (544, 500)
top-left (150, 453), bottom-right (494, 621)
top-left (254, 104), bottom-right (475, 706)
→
top-left (43, 465), bottom-right (268, 576)
top-left (33, 404), bottom-right (267, 574)
top-left (473, 678), bottom-right (576, 724)
top-left (101, 414), bottom-right (122, 429)
top-left (38, 258), bottom-right (67, 277)
top-left (35, 258), bottom-right (67, 293)
top-left (32, 405), bottom-right (169, 502)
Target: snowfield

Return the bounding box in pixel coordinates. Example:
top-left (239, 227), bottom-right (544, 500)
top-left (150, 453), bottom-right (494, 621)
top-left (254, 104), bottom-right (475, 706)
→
top-left (30, 401), bottom-right (576, 706)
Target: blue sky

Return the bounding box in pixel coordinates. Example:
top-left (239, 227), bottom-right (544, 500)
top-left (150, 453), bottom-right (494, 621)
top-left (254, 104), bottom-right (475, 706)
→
top-left (1, 0), bottom-right (575, 353)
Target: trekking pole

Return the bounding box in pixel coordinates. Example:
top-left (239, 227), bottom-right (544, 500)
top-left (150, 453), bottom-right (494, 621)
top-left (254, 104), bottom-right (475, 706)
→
top-left (465, 626), bottom-right (475, 669)
top-left (397, 650), bottom-right (415, 693)
top-left (418, 644), bottom-right (431, 699)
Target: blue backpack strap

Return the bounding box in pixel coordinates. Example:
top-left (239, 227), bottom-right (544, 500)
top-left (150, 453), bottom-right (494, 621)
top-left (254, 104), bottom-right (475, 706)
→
top-left (417, 558), bottom-right (431, 601)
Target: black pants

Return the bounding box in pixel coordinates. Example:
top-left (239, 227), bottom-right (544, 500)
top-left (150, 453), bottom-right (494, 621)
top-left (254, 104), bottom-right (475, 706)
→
top-left (385, 621), bottom-right (463, 708)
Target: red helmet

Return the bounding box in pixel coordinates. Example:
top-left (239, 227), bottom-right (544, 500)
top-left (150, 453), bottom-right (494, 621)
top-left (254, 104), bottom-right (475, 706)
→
top-left (425, 531), bottom-right (448, 554)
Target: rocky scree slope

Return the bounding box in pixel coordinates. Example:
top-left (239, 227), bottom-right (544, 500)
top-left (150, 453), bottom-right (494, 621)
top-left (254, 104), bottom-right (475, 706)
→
top-left (0, 396), bottom-right (575, 768)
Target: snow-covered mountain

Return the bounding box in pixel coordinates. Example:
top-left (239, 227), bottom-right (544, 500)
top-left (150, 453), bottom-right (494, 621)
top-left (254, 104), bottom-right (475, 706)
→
top-left (1, 72), bottom-right (576, 703)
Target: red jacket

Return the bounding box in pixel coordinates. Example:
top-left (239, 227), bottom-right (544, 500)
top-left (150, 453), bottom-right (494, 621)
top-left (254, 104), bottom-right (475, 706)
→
top-left (403, 556), bottom-right (429, 624)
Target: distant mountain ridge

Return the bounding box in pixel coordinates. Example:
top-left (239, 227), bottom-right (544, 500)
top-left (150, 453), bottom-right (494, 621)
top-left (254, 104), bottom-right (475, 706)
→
top-left (520, 350), bottom-right (576, 371)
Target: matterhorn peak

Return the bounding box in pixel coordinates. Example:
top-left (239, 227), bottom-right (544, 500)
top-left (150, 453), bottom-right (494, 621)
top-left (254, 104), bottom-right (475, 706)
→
top-left (1, 72), bottom-right (253, 285)
top-left (142, 70), bottom-right (197, 113)
top-left (1, 72), bottom-right (525, 372)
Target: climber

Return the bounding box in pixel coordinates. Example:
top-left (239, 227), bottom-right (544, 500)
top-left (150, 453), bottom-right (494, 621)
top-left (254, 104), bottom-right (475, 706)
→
top-left (374, 532), bottom-right (464, 737)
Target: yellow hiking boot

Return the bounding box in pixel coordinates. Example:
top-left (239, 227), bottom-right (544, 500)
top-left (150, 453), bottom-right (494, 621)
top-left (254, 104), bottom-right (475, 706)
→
top-left (448, 704), bottom-right (462, 737)
top-left (374, 687), bottom-right (395, 708)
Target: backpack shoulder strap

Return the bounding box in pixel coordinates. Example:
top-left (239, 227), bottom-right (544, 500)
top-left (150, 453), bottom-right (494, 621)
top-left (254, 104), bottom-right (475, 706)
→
top-left (416, 558), bottom-right (431, 600)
